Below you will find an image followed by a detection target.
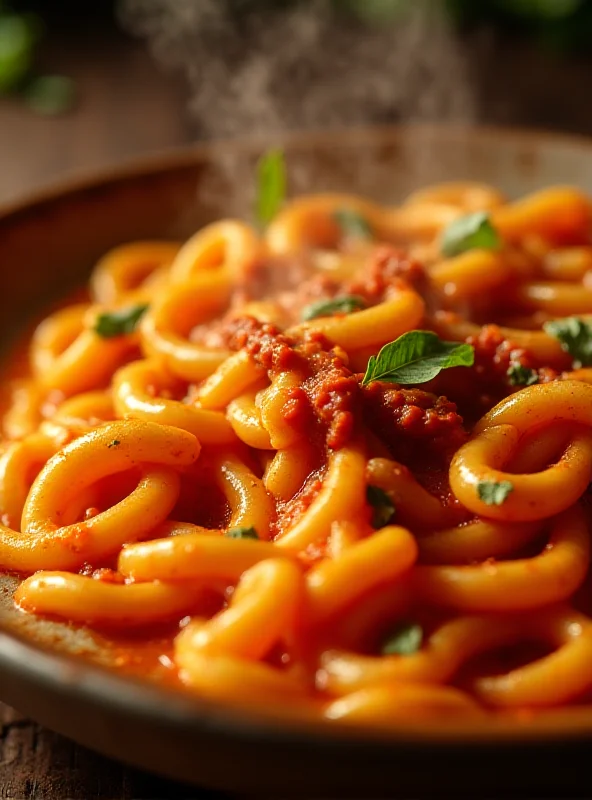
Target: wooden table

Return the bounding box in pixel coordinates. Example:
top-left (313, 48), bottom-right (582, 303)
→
top-left (0, 705), bottom-right (228, 799)
top-left (0, 31), bottom-right (191, 208)
top-left (2, 16), bottom-right (592, 798)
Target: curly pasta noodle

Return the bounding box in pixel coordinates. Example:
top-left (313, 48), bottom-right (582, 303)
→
top-left (6, 178), bottom-right (592, 729)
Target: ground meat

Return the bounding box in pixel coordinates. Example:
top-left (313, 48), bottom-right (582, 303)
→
top-left (235, 254), bottom-right (316, 306)
top-left (425, 323), bottom-right (560, 421)
top-left (189, 311), bottom-right (240, 350)
top-left (347, 245), bottom-right (427, 302)
top-left (300, 339), bottom-right (359, 450)
top-left (228, 316), bottom-right (302, 373)
top-left (470, 324), bottom-right (533, 377)
top-left (225, 316), bottom-right (469, 457)
top-left (468, 324), bottom-right (559, 392)
top-left (281, 386), bottom-right (311, 429)
top-left (278, 246), bottom-right (426, 320)
top-left (227, 318), bottom-right (359, 449)
top-left (361, 382), bottom-right (467, 462)
top-left (276, 274), bottom-right (343, 321)
top-left (204, 246), bottom-right (426, 345)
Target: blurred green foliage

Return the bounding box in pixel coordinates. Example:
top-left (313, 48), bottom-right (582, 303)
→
top-left (24, 74), bottom-right (75, 115)
top-left (229, 0), bottom-right (592, 52)
top-left (340, 0), bottom-right (592, 51)
top-left (0, 12), bottom-right (39, 92)
top-left (0, 3), bottom-right (75, 113)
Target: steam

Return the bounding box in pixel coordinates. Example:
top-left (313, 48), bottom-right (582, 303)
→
top-left (118, 0), bottom-right (475, 138)
top-left (117, 0), bottom-right (478, 220)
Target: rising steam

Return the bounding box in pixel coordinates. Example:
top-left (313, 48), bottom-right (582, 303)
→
top-left (118, 0), bottom-right (475, 138)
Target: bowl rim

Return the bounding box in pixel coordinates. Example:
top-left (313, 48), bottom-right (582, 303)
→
top-left (4, 121), bottom-right (592, 218)
top-left (4, 122), bottom-right (592, 749)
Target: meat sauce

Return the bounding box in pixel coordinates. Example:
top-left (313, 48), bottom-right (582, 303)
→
top-left (4, 237), bottom-right (579, 695)
top-left (468, 324), bottom-right (559, 390)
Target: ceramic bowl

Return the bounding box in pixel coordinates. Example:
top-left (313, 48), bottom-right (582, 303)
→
top-left (2, 126), bottom-right (592, 797)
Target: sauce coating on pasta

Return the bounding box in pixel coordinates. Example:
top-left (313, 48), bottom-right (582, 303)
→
top-left (4, 179), bottom-right (592, 728)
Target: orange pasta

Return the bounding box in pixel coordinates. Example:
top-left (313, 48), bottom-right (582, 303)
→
top-left (5, 175), bottom-right (592, 728)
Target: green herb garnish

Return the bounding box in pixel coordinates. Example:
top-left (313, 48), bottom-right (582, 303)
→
top-left (366, 485), bottom-right (396, 529)
top-left (333, 208), bottom-right (372, 239)
top-left (382, 621), bottom-right (423, 656)
top-left (225, 526), bottom-right (259, 540)
top-left (543, 317), bottom-right (592, 368)
top-left (507, 363), bottom-right (539, 387)
top-left (440, 211), bottom-right (501, 257)
top-left (477, 480), bottom-right (514, 506)
top-left (255, 148), bottom-right (286, 226)
top-left (93, 304), bottom-right (149, 339)
top-left (301, 294), bottom-right (367, 321)
top-left (362, 330), bottom-right (474, 386)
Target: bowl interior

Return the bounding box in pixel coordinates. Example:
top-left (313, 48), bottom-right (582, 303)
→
top-left (3, 125), bottom-right (592, 771)
top-left (4, 124), bottom-right (592, 348)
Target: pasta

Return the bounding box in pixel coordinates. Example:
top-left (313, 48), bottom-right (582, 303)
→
top-left (5, 171), bottom-right (592, 731)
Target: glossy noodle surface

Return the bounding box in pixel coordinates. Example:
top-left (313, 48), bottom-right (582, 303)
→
top-left (5, 181), bottom-right (592, 729)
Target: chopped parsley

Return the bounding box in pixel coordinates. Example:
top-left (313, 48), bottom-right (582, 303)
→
top-left (507, 363), bottom-right (539, 387)
top-left (225, 526), bottom-right (259, 540)
top-left (333, 208), bottom-right (372, 239)
top-left (366, 485), bottom-right (396, 529)
top-left (301, 295), bottom-right (366, 321)
top-left (93, 303), bottom-right (149, 339)
top-left (477, 480), bottom-right (514, 506)
top-left (544, 317), bottom-right (592, 368)
top-left (440, 211), bottom-right (501, 258)
top-left (381, 621), bottom-right (423, 656)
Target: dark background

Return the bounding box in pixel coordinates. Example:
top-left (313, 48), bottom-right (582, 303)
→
top-left (1, 1), bottom-right (592, 797)
top-left (2, 0), bottom-right (592, 206)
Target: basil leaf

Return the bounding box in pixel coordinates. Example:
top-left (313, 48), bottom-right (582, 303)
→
top-left (477, 480), bottom-right (514, 506)
top-left (366, 485), bottom-right (396, 529)
top-left (362, 330), bottom-right (474, 386)
top-left (333, 208), bottom-right (372, 240)
top-left (440, 211), bottom-right (501, 257)
top-left (93, 304), bottom-right (149, 338)
top-left (543, 316), bottom-right (592, 368)
top-left (255, 148), bottom-right (286, 226)
top-left (381, 621), bottom-right (423, 656)
top-left (24, 74), bottom-right (76, 116)
top-left (301, 294), bottom-right (366, 322)
top-left (507, 363), bottom-right (539, 387)
top-left (225, 526), bottom-right (259, 540)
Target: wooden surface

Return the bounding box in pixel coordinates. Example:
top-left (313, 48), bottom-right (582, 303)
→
top-left (0, 705), bottom-right (229, 800)
top-left (2, 16), bottom-right (592, 799)
top-left (0, 29), bottom-right (191, 207)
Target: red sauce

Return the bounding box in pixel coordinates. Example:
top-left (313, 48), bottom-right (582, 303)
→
top-left (362, 383), bottom-right (466, 464)
top-left (91, 568), bottom-right (126, 584)
top-left (10, 221), bottom-right (592, 711)
top-left (298, 336), bottom-right (359, 450)
top-left (347, 245), bottom-right (427, 300)
top-left (468, 324), bottom-right (558, 391)
top-left (273, 470), bottom-right (325, 539)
